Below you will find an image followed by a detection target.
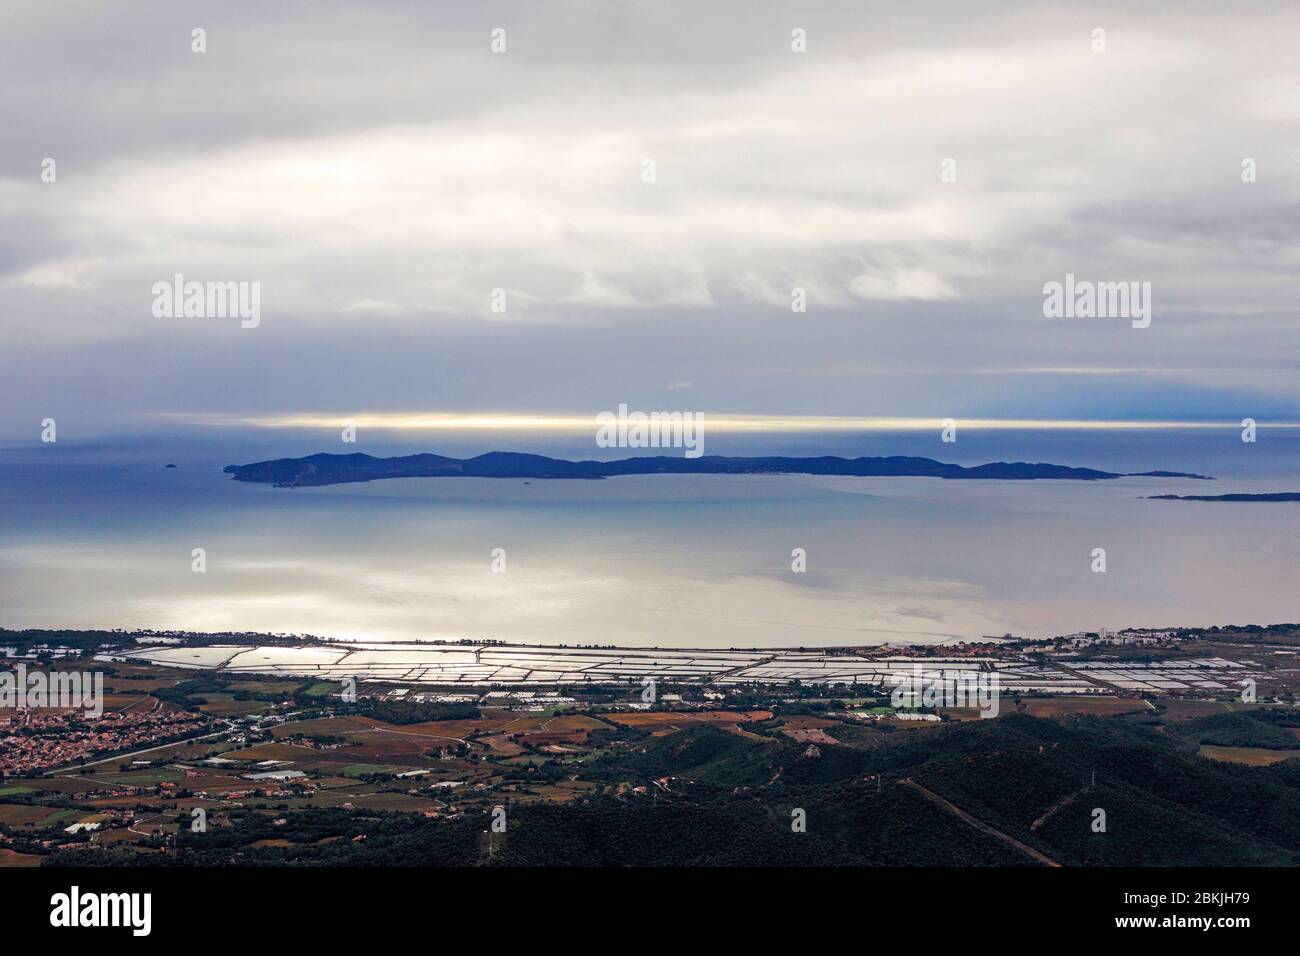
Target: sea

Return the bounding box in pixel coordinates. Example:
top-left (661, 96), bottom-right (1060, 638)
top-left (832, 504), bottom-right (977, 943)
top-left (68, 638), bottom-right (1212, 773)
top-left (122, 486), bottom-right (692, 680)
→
top-left (1, 427), bottom-right (1297, 647)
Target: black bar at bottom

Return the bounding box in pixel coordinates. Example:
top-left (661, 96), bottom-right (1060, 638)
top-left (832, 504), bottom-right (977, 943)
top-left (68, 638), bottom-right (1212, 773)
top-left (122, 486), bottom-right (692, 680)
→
top-left (0, 866), bottom-right (1276, 942)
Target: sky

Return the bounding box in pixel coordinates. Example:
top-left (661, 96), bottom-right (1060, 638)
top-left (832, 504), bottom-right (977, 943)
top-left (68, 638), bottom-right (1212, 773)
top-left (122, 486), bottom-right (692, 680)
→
top-left (3, 0), bottom-right (1300, 442)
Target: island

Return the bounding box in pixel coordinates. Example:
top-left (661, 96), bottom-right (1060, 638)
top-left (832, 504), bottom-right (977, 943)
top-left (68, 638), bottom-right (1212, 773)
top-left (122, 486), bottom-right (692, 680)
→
top-left (1149, 492), bottom-right (1300, 502)
top-left (223, 451), bottom-right (1214, 488)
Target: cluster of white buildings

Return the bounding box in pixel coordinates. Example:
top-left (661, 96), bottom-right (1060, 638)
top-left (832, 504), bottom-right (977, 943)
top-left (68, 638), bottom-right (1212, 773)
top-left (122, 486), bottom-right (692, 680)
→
top-left (1057, 629), bottom-right (1175, 649)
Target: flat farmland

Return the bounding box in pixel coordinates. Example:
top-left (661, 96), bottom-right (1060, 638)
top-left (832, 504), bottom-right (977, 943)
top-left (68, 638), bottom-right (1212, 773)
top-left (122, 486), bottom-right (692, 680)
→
top-left (302, 775), bottom-right (359, 788)
top-left (348, 792), bottom-right (443, 811)
top-left (121, 696), bottom-right (165, 714)
top-left (0, 804), bottom-right (63, 826)
top-left (223, 742), bottom-right (312, 762)
top-left (141, 741), bottom-right (231, 762)
top-left (196, 694), bottom-right (271, 716)
top-left (98, 768), bottom-right (186, 786)
top-left (386, 716), bottom-right (515, 739)
top-left (22, 775), bottom-right (103, 794)
top-left (0, 848), bottom-right (41, 867)
top-left (778, 714), bottom-right (841, 729)
top-left (495, 714), bottom-right (612, 735)
top-left (512, 780), bottom-right (598, 804)
top-left (103, 677), bottom-right (181, 693)
top-left (271, 715), bottom-right (382, 738)
top-left (84, 794), bottom-right (173, 809)
top-left (241, 732), bottom-right (438, 769)
top-left (935, 707), bottom-right (988, 721)
top-left (1020, 697), bottom-right (1151, 718)
top-left (101, 693), bottom-right (160, 713)
top-left (330, 733), bottom-right (443, 765)
top-left (605, 710), bottom-right (773, 735)
top-left (226, 680), bottom-right (304, 694)
top-left (778, 714), bottom-right (844, 745)
top-left (481, 736), bottom-right (526, 756)
top-left (266, 713), bottom-right (618, 766)
top-left (1198, 745), bottom-right (1299, 766)
top-left (97, 663), bottom-right (194, 687)
top-left (491, 713), bottom-right (614, 746)
top-left (782, 727), bottom-right (841, 745)
top-left (1160, 699), bottom-right (1264, 719)
top-left (341, 763), bottom-right (410, 777)
top-left (180, 774), bottom-right (264, 792)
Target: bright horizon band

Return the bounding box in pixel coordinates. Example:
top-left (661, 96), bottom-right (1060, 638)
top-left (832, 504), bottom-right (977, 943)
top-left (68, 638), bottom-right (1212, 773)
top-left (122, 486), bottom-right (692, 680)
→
top-left (147, 412), bottom-right (1300, 432)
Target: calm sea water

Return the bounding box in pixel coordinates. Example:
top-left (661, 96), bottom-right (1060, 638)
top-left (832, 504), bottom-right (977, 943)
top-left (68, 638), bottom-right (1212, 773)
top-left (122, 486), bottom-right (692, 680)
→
top-left (1, 428), bottom-right (1297, 646)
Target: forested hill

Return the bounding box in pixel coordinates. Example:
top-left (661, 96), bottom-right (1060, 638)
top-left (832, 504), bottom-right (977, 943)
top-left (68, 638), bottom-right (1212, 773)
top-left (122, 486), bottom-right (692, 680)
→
top-left (224, 451), bottom-right (1213, 488)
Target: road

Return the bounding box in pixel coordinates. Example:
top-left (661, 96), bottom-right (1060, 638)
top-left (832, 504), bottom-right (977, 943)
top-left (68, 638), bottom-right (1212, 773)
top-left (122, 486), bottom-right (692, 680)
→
top-left (898, 777), bottom-right (1060, 867)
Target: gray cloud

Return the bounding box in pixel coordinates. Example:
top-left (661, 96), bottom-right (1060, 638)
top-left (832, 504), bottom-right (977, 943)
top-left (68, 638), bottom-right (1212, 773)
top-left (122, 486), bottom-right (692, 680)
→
top-left (3, 0), bottom-right (1300, 437)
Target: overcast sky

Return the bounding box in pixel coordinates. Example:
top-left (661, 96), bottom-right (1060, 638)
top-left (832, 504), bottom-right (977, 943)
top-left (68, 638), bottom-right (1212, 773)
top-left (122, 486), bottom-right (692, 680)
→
top-left (2, 0), bottom-right (1299, 440)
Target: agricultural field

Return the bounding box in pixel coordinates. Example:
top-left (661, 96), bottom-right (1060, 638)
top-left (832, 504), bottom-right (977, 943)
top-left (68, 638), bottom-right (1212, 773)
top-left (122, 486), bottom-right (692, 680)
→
top-left (1198, 745), bottom-right (1300, 766)
top-left (225, 680), bottom-right (306, 695)
top-left (0, 848), bottom-right (41, 867)
top-left (775, 714), bottom-right (845, 745)
top-left (98, 768), bottom-right (186, 786)
top-left (224, 742), bottom-right (313, 762)
top-left (0, 805), bottom-right (64, 826)
top-left (1159, 699), bottom-right (1266, 719)
top-left (194, 694), bottom-right (273, 717)
top-left (1019, 697), bottom-right (1153, 718)
top-left (604, 710), bottom-right (772, 735)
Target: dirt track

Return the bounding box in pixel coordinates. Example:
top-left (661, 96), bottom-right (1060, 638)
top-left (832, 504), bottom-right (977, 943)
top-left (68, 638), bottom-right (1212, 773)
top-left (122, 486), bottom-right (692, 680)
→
top-left (899, 778), bottom-right (1061, 867)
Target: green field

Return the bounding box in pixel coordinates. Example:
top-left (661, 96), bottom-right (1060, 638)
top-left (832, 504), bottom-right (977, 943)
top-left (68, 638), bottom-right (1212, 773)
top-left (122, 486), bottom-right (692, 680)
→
top-left (196, 694), bottom-right (270, 716)
top-left (350, 792), bottom-right (442, 811)
top-left (0, 804), bottom-right (60, 825)
top-left (227, 680), bottom-right (305, 694)
top-left (341, 763), bottom-right (407, 777)
top-left (99, 768), bottom-right (186, 786)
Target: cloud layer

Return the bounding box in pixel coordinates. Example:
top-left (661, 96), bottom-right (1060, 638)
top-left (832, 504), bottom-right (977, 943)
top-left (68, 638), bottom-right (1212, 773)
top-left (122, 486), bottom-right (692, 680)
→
top-left (3, 1), bottom-right (1300, 437)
